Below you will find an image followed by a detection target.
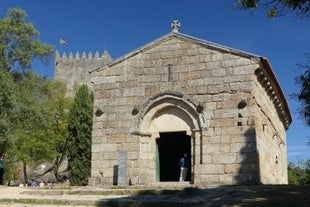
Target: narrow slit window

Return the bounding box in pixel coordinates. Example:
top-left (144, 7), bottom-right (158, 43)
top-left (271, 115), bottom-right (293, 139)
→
top-left (168, 64), bottom-right (172, 82)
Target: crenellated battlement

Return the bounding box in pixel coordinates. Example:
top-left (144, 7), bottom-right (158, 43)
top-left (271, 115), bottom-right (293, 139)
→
top-left (55, 50), bottom-right (112, 60)
top-left (54, 50), bottom-right (112, 96)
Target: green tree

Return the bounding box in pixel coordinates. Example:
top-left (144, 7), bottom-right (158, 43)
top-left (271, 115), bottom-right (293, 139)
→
top-left (288, 162), bottom-right (305, 185)
top-left (236, 0), bottom-right (310, 18)
top-left (288, 160), bottom-right (310, 185)
top-left (10, 70), bottom-right (56, 183)
top-left (0, 8), bottom-right (69, 184)
top-left (304, 160), bottom-right (310, 185)
top-left (0, 71), bottom-right (17, 151)
top-left (49, 81), bottom-right (73, 181)
top-left (67, 85), bottom-right (94, 186)
top-left (1, 71), bottom-right (72, 184)
top-left (0, 8), bottom-right (54, 72)
top-left (295, 55), bottom-right (310, 126)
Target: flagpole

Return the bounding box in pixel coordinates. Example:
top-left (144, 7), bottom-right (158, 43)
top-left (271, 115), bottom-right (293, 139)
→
top-left (59, 38), bottom-right (62, 57)
top-left (59, 39), bottom-right (68, 58)
top-left (60, 43), bottom-right (62, 57)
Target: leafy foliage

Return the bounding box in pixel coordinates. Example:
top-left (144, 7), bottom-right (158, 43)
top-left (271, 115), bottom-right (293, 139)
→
top-left (0, 70), bottom-right (72, 183)
top-left (0, 70), bottom-right (17, 151)
top-left (10, 71), bottom-right (58, 182)
top-left (0, 8), bottom-right (71, 184)
top-left (236, 0), bottom-right (310, 18)
top-left (288, 160), bottom-right (310, 185)
top-left (295, 55), bottom-right (310, 126)
top-left (67, 85), bottom-right (94, 186)
top-left (0, 8), bottom-right (54, 72)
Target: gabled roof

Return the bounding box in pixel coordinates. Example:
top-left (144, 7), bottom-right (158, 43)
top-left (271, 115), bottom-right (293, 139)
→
top-left (90, 31), bottom-right (260, 73)
top-left (89, 30), bottom-right (292, 128)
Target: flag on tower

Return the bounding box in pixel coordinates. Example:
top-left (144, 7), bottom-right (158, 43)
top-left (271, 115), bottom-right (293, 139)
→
top-left (60, 39), bottom-right (68, 45)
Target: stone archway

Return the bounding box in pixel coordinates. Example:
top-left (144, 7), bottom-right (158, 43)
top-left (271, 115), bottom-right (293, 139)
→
top-left (138, 92), bottom-right (201, 183)
top-left (139, 92), bottom-right (200, 133)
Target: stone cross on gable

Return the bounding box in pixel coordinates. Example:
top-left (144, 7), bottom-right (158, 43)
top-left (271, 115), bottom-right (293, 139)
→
top-left (171, 20), bottom-right (181, 32)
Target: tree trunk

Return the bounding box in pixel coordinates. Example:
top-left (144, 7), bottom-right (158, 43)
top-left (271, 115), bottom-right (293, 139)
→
top-left (53, 151), bottom-right (68, 182)
top-left (22, 160), bottom-right (28, 185)
top-left (53, 155), bottom-right (62, 182)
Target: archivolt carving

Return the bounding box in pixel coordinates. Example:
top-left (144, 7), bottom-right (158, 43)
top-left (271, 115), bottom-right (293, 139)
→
top-left (132, 91), bottom-right (201, 135)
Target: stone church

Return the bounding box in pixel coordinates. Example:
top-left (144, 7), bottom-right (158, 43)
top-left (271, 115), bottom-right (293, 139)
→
top-left (55, 21), bottom-right (292, 186)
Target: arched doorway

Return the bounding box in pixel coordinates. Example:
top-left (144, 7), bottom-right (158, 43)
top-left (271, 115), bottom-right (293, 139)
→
top-left (156, 131), bottom-right (191, 181)
top-left (137, 92), bottom-right (201, 184)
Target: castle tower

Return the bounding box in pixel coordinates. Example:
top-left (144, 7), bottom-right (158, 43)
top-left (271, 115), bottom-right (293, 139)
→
top-left (54, 50), bottom-right (112, 96)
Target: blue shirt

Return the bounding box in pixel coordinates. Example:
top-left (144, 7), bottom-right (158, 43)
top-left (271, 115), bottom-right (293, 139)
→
top-left (179, 156), bottom-right (190, 168)
top-left (0, 160), bottom-right (4, 169)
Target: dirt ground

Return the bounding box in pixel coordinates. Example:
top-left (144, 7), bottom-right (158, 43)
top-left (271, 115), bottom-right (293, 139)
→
top-left (1, 184), bottom-right (310, 207)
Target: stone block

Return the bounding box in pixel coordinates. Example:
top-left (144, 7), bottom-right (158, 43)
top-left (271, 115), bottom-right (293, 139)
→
top-left (211, 68), bottom-right (225, 77)
top-left (210, 118), bottom-right (234, 127)
top-left (120, 143), bottom-right (139, 151)
top-left (219, 174), bottom-right (236, 185)
top-left (241, 163), bottom-right (258, 173)
top-left (103, 152), bottom-right (118, 160)
top-left (140, 143), bottom-right (151, 152)
top-left (221, 135), bottom-right (232, 144)
top-left (207, 136), bottom-right (221, 144)
top-left (207, 85), bottom-right (219, 94)
top-left (92, 143), bottom-right (104, 153)
top-left (200, 153), bottom-right (213, 164)
top-left (232, 143), bottom-right (256, 153)
top-left (214, 127), bottom-right (222, 136)
top-left (188, 78), bottom-right (204, 87)
top-left (222, 60), bottom-right (236, 68)
top-left (201, 174), bottom-right (219, 184)
top-left (233, 65), bottom-right (255, 75)
top-left (106, 134), bottom-right (135, 143)
top-left (221, 144), bottom-right (230, 153)
top-left (206, 61), bottom-right (221, 70)
top-left (213, 153), bottom-right (237, 164)
top-left (236, 152), bottom-right (258, 163)
top-left (179, 71), bottom-right (201, 81)
top-left (214, 109), bottom-right (239, 119)
top-left (202, 143), bottom-right (220, 154)
top-left (206, 164), bottom-right (224, 174)
top-left (102, 143), bottom-right (117, 152)
top-left (127, 151), bottom-right (139, 160)
top-left (218, 84), bottom-right (230, 92)
top-left (203, 77), bottom-right (223, 85)
top-left (92, 152), bottom-right (99, 161)
top-left (236, 58), bottom-right (252, 66)
top-left (221, 126), bottom-right (244, 135)
top-left (224, 164), bottom-right (242, 173)
top-left (230, 142), bottom-right (247, 153)
top-left (145, 86), bottom-right (160, 96)
top-left (123, 87), bottom-right (145, 97)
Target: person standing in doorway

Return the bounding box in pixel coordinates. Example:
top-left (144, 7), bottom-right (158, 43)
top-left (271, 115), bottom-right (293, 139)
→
top-left (0, 153), bottom-right (5, 185)
top-left (179, 153), bottom-right (190, 182)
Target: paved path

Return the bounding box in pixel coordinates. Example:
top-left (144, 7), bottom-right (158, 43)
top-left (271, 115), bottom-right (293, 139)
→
top-left (0, 185), bottom-right (128, 207)
top-left (2, 185), bottom-right (310, 207)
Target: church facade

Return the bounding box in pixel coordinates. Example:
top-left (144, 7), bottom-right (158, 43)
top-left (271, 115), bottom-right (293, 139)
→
top-left (55, 21), bottom-right (292, 186)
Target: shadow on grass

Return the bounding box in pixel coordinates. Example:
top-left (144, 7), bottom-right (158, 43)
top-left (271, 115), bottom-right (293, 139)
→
top-left (96, 185), bottom-right (310, 207)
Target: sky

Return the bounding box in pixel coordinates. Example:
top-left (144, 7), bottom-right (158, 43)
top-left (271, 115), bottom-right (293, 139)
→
top-left (1, 0), bottom-right (309, 164)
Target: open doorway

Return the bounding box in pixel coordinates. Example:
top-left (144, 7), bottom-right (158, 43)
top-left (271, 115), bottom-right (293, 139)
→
top-left (156, 131), bottom-right (191, 182)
